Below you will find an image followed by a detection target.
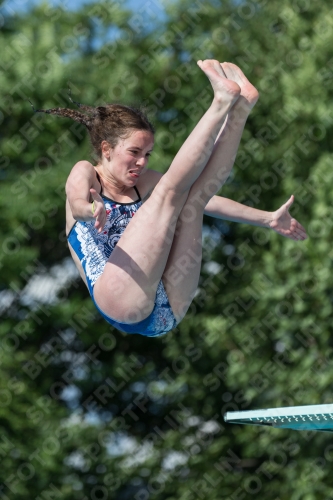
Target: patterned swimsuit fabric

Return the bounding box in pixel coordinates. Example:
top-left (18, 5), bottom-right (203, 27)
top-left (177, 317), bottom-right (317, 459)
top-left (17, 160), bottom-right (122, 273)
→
top-left (67, 184), bottom-right (177, 336)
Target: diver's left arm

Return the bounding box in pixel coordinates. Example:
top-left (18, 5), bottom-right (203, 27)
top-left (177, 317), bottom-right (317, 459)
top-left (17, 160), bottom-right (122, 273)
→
top-left (204, 195), bottom-right (307, 240)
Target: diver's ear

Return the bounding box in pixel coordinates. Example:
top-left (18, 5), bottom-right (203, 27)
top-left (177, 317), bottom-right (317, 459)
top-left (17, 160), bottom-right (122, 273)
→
top-left (101, 140), bottom-right (112, 160)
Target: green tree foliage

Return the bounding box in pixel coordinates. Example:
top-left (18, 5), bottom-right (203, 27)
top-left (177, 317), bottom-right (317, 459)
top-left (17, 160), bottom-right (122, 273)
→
top-left (1, 0), bottom-right (333, 498)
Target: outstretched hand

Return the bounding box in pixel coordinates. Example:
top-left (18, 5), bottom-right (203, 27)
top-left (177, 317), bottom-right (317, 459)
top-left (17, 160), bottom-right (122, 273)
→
top-left (268, 195), bottom-right (307, 240)
top-left (90, 188), bottom-right (106, 233)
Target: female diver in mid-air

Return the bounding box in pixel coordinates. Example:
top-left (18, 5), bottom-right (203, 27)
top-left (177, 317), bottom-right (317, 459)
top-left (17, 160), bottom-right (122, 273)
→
top-left (36, 60), bottom-right (307, 337)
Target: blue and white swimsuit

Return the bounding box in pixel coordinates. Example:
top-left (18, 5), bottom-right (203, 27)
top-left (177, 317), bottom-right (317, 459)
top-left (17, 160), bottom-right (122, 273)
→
top-left (67, 185), bottom-right (177, 337)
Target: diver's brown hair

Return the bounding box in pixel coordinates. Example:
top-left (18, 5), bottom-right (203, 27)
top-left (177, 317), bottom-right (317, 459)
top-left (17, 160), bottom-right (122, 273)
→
top-left (34, 100), bottom-right (155, 159)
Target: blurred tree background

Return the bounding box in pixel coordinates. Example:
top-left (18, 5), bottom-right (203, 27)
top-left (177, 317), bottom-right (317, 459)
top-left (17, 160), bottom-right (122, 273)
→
top-left (1, 0), bottom-right (333, 498)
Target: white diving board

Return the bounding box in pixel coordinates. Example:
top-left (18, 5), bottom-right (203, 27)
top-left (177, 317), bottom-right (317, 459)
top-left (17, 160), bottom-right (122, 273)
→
top-left (224, 404), bottom-right (333, 432)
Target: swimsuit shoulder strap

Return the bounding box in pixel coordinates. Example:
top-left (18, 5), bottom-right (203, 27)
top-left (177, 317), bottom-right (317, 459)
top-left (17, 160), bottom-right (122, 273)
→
top-left (134, 185), bottom-right (141, 201)
top-left (95, 171), bottom-right (103, 195)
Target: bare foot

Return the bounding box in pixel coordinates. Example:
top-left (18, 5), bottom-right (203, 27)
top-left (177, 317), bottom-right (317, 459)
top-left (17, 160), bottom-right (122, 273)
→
top-left (197, 59), bottom-right (241, 108)
top-left (221, 62), bottom-right (259, 110)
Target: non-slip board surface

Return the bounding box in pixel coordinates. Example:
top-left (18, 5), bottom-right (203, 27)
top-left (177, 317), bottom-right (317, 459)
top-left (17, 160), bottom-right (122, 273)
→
top-left (224, 404), bottom-right (333, 432)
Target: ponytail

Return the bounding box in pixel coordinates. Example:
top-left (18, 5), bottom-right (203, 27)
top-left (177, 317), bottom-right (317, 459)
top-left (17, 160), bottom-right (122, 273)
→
top-left (29, 97), bottom-right (155, 159)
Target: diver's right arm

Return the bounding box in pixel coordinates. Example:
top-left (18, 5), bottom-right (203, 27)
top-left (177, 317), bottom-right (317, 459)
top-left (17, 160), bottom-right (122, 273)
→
top-left (65, 161), bottom-right (106, 232)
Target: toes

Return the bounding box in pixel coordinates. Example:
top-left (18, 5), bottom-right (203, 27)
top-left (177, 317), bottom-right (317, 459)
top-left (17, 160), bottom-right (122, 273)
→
top-left (220, 62), bottom-right (235, 80)
top-left (212, 60), bottom-right (225, 76)
top-left (221, 62), bottom-right (249, 83)
top-left (199, 59), bottom-right (226, 77)
top-left (219, 64), bottom-right (228, 78)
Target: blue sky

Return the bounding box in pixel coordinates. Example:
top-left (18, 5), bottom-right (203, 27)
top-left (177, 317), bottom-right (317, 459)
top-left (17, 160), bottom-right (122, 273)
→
top-left (1, 0), bottom-right (169, 19)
